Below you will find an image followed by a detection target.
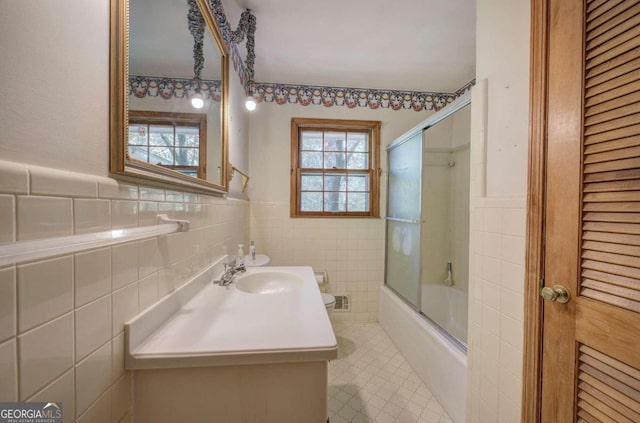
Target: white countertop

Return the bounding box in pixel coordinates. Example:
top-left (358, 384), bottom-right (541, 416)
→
top-left (126, 263), bottom-right (338, 369)
top-left (243, 254), bottom-right (270, 266)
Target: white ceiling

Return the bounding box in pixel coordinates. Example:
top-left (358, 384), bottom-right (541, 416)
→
top-left (130, 0), bottom-right (222, 80)
top-left (230, 0), bottom-right (476, 93)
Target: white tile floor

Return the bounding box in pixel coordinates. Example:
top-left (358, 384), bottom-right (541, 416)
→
top-left (328, 322), bottom-right (453, 423)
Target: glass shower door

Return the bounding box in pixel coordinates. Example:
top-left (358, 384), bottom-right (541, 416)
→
top-left (385, 133), bottom-right (422, 307)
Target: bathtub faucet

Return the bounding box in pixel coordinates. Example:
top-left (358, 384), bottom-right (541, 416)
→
top-left (214, 262), bottom-right (246, 286)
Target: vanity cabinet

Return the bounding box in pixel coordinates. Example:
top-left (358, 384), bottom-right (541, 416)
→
top-left (133, 361), bottom-right (329, 423)
top-left (126, 263), bottom-right (337, 423)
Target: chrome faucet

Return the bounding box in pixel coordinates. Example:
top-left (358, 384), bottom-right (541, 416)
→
top-left (214, 262), bottom-right (246, 286)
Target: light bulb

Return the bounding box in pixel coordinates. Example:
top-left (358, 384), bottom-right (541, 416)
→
top-left (191, 93), bottom-right (204, 109)
top-left (245, 95), bottom-right (256, 111)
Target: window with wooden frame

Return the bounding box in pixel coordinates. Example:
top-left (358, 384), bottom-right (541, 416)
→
top-left (128, 111), bottom-right (207, 179)
top-left (291, 118), bottom-right (381, 217)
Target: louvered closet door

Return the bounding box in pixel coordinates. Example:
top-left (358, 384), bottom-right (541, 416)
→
top-left (542, 0), bottom-right (640, 422)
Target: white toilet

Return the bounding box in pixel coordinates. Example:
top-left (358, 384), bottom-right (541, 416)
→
top-left (321, 293), bottom-right (336, 314)
top-left (315, 271), bottom-right (335, 314)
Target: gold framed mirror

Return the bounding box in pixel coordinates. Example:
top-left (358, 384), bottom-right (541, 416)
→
top-left (110, 0), bottom-right (229, 193)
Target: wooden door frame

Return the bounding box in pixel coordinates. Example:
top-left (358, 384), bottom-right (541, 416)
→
top-left (522, 0), bottom-right (549, 421)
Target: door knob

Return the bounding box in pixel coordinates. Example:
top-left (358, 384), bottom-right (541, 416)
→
top-left (540, 285), bottom-right (570, 304)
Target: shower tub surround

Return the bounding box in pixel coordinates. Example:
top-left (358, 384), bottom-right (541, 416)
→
top-left (379, 287), bottom-right (466, 423)
top-left (126, 259), bottom-right (337, 423)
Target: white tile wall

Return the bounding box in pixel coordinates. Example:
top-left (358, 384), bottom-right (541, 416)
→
top-left (0, 339), bottom-right (17, 401)
top-left (0, 160), bottom-right (249, 421)
top-left (138, 273), bottom-right (159, 311)
top-left (0, 161), bottom-right (29, 194)
top-left (18, 313), bottom-right (74, 400)
top-left (77, 389), bottom-right (111, 423)
top-left (111, 242), bottom-right (139, 291)
top-left (111, 283), bottom-right (138, 337)
top-left (17, 196), bottom-right (73, 240)
top-left (138, 238), bottom-right (159, 278)
top-left (75, 341), bottom-right (112, 417)
top-left (97, 181), bottom-right (137, 200)
top-left (250, 201), bottom-right (385, 322)
top-left (74, 248), bottom-right (111, 308)
top-left (0, 195), bottom-right (15, 244)
top-left (111, 333), bottom-right (125, 382)
top-left (30, 166), bottom-right (98, 198)
top-left (74, 199), bottom-right (110, 234)
top-left (110, 201), bottom-right (138, 229)
top-left (0, 267), bottom-right (16, 342)
top-left (467, 199), bottom-right (526, 423)
top-left (28, 370), bottom-right (75, 423)
top-left (111, 373), bottom-right (131, 422)
top-left (138, 201), bottom-right (159, 226)
top-left (75, 296), bottom-right (111, 362)
top-left (17, 256), bottom-right (73, 332)
top-left (465, 80), bottom-right (526, 423)
top-left (139, 187), bottom-right (165, 201)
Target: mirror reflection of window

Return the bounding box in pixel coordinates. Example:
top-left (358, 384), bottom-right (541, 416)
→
top-left (128, 111), bottom-right (207, 179)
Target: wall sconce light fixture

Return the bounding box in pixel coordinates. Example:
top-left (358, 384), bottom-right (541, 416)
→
top-left (191, 80), bottom-right (205, 109)
top-left (245, 80), bottom-right (256, 111)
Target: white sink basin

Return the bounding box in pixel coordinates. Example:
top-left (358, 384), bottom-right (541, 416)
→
top-left (235, 271), bottom-right (303, 294)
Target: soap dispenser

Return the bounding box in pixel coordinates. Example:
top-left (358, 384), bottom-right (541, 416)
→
top-left (236, 244), bottom-right (245, 267)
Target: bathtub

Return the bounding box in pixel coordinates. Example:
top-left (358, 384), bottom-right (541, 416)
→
top-left (379, 285), bottom-right (467, 423)
top-left (420, 284), bottom-right (468, 345)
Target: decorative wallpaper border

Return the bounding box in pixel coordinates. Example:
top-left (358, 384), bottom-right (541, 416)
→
top-left (127, 76), bottom-right (475, 112)
top-left (253, 83), bottom-right (461, 111)
top-left (454, 79), bottom-right (475, 97)
top-left (129, 76), bottom-right (221, 101)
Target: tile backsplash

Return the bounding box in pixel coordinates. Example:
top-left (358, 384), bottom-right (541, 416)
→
top-left (250, 201), bottom-right (384, 322)
top-left (0, 160), bottom-right (248, 422)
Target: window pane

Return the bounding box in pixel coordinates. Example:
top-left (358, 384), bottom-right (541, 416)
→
top-left (301, 174), bottom-right (323, 190)
top-left (174, 148), bottom-right (199, 166)
top-left (324, 132), bottom-right (346, 151)
top-left (324, 152), bottom-right (347, 169)
top-left (301, 192), bottom-right (323, 211)
top-left (347, 193), bottom-right (369, 212)
top-left (149, 147), bottom-right (174, 165)
top-left (347, 174), bottom-right (369, 191)
top-left (324, 192), bottom-right (346, 212)
top-left (301, 131), bottom-right (323, 151)
top-left (128, 125), bottom-right (147, 146)
top-left (175, 126), bottom-right (199, 147)
top-left (177, 169), bottom-right (198, 177)
top-left (347, 153), bottom-right (368, 169)
top-left (347, 133), bottom-right (368, 152)
top-left (128, 145), bottom-right (148, 161)
top-left (301, 152), bottom-right (323, 168)
top-left (324, 174), bottom-right (347, 192)
top-left (292, 119), bottom-right (379, 217)
top-left (149, 125), bottom-right (174, 147)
